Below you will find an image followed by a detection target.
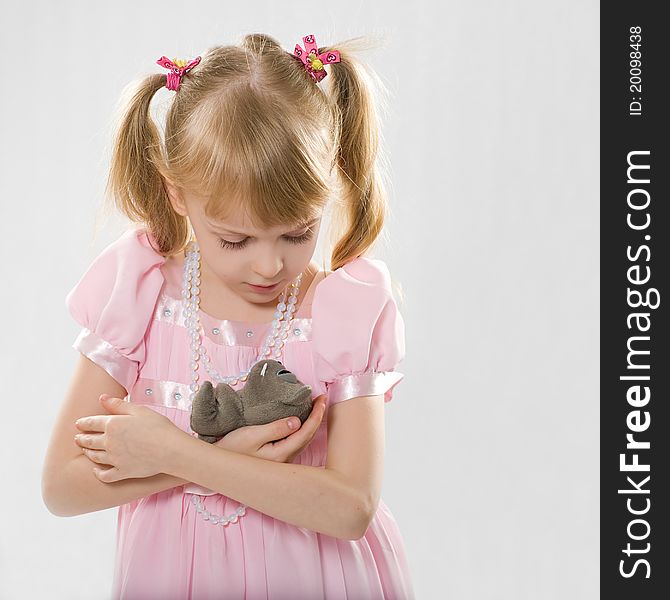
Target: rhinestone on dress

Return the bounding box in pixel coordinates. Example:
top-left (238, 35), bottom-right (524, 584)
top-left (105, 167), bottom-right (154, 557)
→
top-left (246, 330), bottom-right (254, 337)
top-left (163, 308), bottom-right (172, 317)
top-left (294, 328), bottom-right (301, 336)
top-left (145, 388), bottom-right (153, 395)
top-left (212, 327), bottom-right (220, 335)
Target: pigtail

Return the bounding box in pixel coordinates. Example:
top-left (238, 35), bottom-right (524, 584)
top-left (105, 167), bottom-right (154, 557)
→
top-left (326, 38), bottom-right (390, 271)
top-left (104, 73), bottom-right (189, 255)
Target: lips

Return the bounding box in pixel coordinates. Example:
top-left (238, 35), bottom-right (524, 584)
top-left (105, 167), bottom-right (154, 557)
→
top-left (247, 281), bottom-right (281, 292)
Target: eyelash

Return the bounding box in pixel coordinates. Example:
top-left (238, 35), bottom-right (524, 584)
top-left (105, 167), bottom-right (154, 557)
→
top-left (217, 229), bottom-right (315, 251)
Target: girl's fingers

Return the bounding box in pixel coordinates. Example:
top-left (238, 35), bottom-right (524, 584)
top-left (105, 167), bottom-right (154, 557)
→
top-left (93, 466), bottom-right (120, 483)
top-left (74, 415), bottom-right (109, 432)
top-left (74, 433), bottom-right (105, 450)
top-left (273, 396), bottom-right (326, 439)
top-left (311, 396), bottom-right (327, 421)
top-left (304, 396), bottom-right (326, 427)
top-left (293, 397), bottom-right (327, 438)
top-left (81, 448), bottom-right (107, 464)
top-left (259, 397), bottom-right (327, 461)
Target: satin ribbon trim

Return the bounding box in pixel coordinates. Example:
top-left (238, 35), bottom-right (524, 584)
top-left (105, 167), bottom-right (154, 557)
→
top-left (326, 371), bottom-right (405, 404)
top-left (72, 328), bottom-right (138, 395)
top-left (132, 377), bottom-right (196, 412)
top-left (155, 293), bottom-right (313, 346)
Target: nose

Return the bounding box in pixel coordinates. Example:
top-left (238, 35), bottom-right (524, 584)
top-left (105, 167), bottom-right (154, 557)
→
top-left (251, 252), bottom-right (283, 281)
top-left (277, 368), bottom-right (298, 384)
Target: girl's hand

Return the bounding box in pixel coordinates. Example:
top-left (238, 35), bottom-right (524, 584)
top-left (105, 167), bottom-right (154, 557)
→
top-left (74, 394), bottom-right (184, 483)
top-left (213, 394), bottom-right (327, 462)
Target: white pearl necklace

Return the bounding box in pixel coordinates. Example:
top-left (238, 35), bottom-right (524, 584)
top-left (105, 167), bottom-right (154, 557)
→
top-left (182, 238), bottom-right (303, 526)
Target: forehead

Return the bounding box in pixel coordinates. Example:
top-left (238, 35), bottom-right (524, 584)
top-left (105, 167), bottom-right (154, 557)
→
top-left (202, 205), bottom-right (316, 235)
top-left (205, 216), bottom-right (298, 234)
top-left (187, 188), bottom-right (321, 234)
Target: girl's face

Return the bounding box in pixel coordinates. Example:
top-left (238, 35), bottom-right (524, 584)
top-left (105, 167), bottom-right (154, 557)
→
top-left (167, 184), bottom-right (322, 307)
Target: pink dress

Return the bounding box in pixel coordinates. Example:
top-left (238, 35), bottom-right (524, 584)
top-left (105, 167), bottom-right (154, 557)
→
top-left (65, 227), bottom-right (414, 600)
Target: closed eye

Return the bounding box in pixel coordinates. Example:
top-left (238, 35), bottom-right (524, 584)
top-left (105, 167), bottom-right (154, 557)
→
top-left (218, 228), bottom-right (315, 251)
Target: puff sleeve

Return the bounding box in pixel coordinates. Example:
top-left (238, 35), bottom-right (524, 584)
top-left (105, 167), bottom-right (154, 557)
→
top-left (65, 228), bottom-right (167, 394)
top-left (312, 257), bottom-right (406, 405)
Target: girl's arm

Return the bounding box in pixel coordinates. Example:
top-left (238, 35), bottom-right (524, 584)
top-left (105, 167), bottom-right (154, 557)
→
top-left (45, 454), bottom-right (189, 517)
top-left (45, 357), bottom-right (329, 518)
top-left (164, 393), bottom-right (386, 541)
top-left (42, 355), bottom-right (191, 517)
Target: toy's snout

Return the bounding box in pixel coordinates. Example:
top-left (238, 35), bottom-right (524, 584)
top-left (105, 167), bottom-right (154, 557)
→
top-left (276, 368), bottom-right (298, 384)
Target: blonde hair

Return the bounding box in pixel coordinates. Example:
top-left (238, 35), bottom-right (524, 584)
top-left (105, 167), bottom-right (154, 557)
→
top-left (104, 32), bottom-right (393, 273)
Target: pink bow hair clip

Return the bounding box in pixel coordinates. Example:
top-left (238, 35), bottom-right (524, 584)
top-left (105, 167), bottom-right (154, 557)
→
top-left (292, 34), bottom-right (340, 83)
top-left (156, 55), bottom-right (202, 91)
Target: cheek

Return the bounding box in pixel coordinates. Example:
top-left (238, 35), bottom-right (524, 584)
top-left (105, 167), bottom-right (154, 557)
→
top-left (291, 237), bottom-right (319, 262)
top-left (201, 247), bottom-right (240, 282)
top-left (279, 241), bottom-right (318, 279)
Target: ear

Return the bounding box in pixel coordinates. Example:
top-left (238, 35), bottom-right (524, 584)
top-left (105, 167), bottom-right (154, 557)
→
top-left (215, 383), bottom-right (245, 413)
top-left (163, 178), bottom-right (188, 217)
top-left (214, 383), bottom-right (240, 403)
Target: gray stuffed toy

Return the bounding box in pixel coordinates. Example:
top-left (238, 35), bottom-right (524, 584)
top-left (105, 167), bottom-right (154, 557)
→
top-left (190, 359), bottom-right (314, 443)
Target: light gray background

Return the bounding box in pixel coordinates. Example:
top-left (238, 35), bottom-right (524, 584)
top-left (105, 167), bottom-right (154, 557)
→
top-left (0, 1), bottom-right (599, 598)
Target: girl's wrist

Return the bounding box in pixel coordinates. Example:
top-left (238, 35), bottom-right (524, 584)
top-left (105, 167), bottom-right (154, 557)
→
top-left (164, 426), bottom-right (202, 477)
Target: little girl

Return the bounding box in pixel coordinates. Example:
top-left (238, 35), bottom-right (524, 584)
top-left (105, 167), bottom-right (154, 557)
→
top-left (42, 32), bottom-right (414, 599)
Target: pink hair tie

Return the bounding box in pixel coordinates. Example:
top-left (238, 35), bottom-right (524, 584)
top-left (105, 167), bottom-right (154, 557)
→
top-left (156, 55), bottom-right (202, 91)
top-left (292, 34), bottom-right (340, 83)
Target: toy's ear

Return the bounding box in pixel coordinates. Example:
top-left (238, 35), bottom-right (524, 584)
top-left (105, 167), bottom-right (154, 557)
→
top-left (214, 384), bottom-right (245, 416)
top-left (194, 380), bottom-right (215, 402)
top-left (213, 383), bottom-right (239, 403)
